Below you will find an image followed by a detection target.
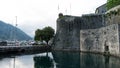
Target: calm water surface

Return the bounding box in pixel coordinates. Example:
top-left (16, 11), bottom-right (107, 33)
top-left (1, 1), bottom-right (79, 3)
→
top-left (0, 52), bottom-right (120, 68)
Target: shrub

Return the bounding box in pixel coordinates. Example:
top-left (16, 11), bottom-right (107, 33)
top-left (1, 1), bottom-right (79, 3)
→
top-left (107, 0), bottom-right (120, 10)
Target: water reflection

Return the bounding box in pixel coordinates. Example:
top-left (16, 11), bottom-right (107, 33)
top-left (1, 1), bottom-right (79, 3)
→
top-left (52, 51), bottom-right (120, 68)
top-left (0, 52), bottom-right (120, 68)
top-left (80, 53), bottom-right (105, 68)
top-left (52, 51), bottom-right (80, 68)
top-left (33, 54), bottom-right (54, 68)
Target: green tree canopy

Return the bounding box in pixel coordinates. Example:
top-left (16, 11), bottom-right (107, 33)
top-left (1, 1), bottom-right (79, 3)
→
top-left (107, 0), bottom-right (120, 10)
top-left (34, 26), bottom-right (55, 45)
top-left (34, 29), bottom-right (43, 41)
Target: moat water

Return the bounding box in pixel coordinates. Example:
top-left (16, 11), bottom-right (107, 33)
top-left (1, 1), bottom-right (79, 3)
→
top-left (0, 51), bottom-right (120, 68)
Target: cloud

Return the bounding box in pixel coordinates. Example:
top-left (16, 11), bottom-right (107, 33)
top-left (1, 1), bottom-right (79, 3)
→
top-left (0, 0), bottom-right (107, 37)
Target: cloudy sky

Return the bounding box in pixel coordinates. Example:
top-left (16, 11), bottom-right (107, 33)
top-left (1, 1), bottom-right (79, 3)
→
top-left (0, 0), bottom-right (107, 37)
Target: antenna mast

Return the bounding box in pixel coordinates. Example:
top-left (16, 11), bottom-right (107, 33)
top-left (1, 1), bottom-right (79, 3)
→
top-left (58, 4), bottom-right (60, 14)
top-left (70, 3), bottom-right (71, 15)
top-left (15, 16), bottom-right (17, 27)
top-left (15, 16), bottom-right (17, 44)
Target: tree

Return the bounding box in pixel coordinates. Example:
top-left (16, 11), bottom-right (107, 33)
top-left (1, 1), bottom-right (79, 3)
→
top-left (107, 0), bottom-right (120, 10)
top-left (42, 26), bottom-right (55, 45)
top-left (34, 29), bottom-right (41, 41)
top-left (34, 26), bottom-right (55, 45)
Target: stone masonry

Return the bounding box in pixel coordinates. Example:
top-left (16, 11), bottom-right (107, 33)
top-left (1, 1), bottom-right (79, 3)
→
top-left (52, 4), bottom-right (120, 56)
top-left (53, 14), bottom-right (105, 51)
top-left (80, 24), bottom-right (119, 55)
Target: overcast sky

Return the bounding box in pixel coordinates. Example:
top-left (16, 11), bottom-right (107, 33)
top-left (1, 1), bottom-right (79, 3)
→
top-left (0, 0), bottom-right (107, 37)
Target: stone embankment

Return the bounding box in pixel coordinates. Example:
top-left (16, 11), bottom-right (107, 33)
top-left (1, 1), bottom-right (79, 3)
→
top-left (0, 45), bottom-right (51, 54)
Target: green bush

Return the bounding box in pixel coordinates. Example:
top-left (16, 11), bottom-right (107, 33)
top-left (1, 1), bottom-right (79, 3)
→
top-left (107, 0), bottom-right (120, 10)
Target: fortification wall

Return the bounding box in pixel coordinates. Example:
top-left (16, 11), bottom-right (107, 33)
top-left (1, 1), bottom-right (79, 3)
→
top-left (53, 16), bottom-right (81, 51)
top-left (106, 5), bottom-right (120, 25)
top-left (53, 14), bottom-right (105, 51)
top-left (80, 24), bottom-right (119, 55)
top-left (81, 14), bottom-right (105, 29)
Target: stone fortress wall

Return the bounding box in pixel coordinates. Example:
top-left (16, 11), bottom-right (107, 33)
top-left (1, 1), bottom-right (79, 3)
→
top-left (53, 14), bottom-right (105, 51)
top-left (80, 24), bottom-right (119, 55)
top-left (53, 4), bottom-right (120, 56)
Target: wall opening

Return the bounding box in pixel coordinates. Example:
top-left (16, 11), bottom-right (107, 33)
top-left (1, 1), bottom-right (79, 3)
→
top-left (105, 46), bottom-right (109, 52)
top-left (104, 40), bottom-right (110, 54)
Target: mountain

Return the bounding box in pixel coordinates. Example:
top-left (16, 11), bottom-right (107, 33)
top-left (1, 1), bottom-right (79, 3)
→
top-left (0, 21), bottom-right (32, 41)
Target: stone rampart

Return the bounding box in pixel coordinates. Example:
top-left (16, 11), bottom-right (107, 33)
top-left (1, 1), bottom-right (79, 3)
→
top-left (80, 24), bottom-right (119, 55)
top-left (53, 14), bottom-right (105, 51)
top-left (52, 5), bottom-right (120, 57)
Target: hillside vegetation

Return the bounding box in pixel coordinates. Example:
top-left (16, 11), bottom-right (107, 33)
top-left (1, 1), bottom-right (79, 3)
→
top-left (0, 21), bottom-right (32, 40)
